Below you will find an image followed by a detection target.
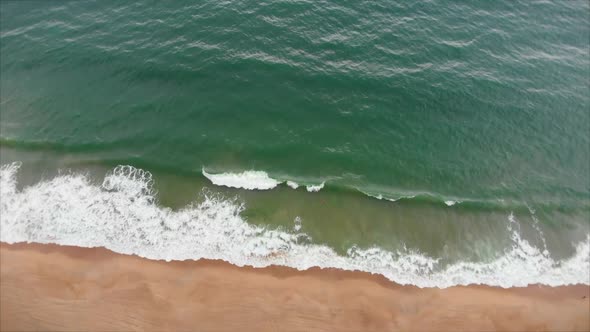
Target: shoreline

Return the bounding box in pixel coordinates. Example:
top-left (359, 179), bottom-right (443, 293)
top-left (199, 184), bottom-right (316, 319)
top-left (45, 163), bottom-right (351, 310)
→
top-left (1, 242), bottom-right (589, 331)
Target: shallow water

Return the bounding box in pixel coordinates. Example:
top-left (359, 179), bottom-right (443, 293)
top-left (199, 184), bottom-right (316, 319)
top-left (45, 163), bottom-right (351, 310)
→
top-left (1, 0), bottom-right (589, 287)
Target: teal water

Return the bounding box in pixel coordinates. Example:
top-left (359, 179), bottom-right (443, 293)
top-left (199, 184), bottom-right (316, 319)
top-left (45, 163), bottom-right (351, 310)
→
top-left (1, 0), bottom-right (589, 287)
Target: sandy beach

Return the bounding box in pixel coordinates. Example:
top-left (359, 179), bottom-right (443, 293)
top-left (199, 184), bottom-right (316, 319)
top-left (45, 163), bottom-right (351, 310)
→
top-left (0, 242), bottom-right (588, 332)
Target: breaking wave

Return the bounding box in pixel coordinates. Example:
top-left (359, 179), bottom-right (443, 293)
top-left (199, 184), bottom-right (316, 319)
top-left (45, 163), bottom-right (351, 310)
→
top-left (202, 169), bottom-right (281, 190)
top-left (202, 169), bottom-right (327, 193)
top-left (1, 162), bottom-right (588, 288)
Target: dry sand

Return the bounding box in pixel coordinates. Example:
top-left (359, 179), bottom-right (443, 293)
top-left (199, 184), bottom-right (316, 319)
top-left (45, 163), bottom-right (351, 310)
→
top-left (1, 242), bottom-right (588, 332)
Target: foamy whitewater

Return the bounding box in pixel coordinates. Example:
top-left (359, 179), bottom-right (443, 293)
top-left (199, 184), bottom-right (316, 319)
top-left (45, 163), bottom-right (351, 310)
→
top-left (202, 169), bottom-right (326, 193)
top-left (306, 182), bottom-right (325, 192)
top-left (202, 169), bottom-right (280, 190)
top-left (1, 163), bottom-right (589, 288)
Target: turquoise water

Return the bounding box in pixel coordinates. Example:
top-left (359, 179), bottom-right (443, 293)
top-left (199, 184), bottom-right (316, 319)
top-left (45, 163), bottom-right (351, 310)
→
top-left (1, 1), bottom-right (589, 287)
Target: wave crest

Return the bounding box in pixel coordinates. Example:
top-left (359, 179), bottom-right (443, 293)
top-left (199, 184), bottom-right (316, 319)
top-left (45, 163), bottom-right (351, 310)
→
top-left (202, 169), bottom-right (280, 190)
top-left (306, 182), bottom-right (325, 192)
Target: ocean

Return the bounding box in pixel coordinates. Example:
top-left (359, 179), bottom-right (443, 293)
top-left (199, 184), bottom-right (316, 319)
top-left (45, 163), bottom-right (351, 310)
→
top-left (1, 0), bottom-right (588, 287)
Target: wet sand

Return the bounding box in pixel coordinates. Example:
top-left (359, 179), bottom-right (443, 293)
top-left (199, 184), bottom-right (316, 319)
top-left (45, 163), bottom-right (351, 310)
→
top-left (1, 242), bottom-right (588, 332)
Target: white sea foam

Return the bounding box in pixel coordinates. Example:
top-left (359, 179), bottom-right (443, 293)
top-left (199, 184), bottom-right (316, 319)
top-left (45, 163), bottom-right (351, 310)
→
top-left (306, 182), bottom-right (324, 192)
top-left (1, 162), bottom-right (589, 288)
top-left (293, 216), bottom-right (302, 232)
top-left (202, 169), bottom-right (323, 193)
top-left (363, 190), bottom-right (462, 206)
top-left (202, 169), bottom-right (280, 190)
top-left (286, 181), bottom-right (300, 189)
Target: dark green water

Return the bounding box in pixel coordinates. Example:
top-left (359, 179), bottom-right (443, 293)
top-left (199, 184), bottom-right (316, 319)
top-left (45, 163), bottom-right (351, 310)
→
top-left (1, 0), bottom-right (589, 287)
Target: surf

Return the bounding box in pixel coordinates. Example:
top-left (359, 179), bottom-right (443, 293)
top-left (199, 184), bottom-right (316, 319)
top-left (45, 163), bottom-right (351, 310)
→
top-left (2, 162), bottom-right (588, 288)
